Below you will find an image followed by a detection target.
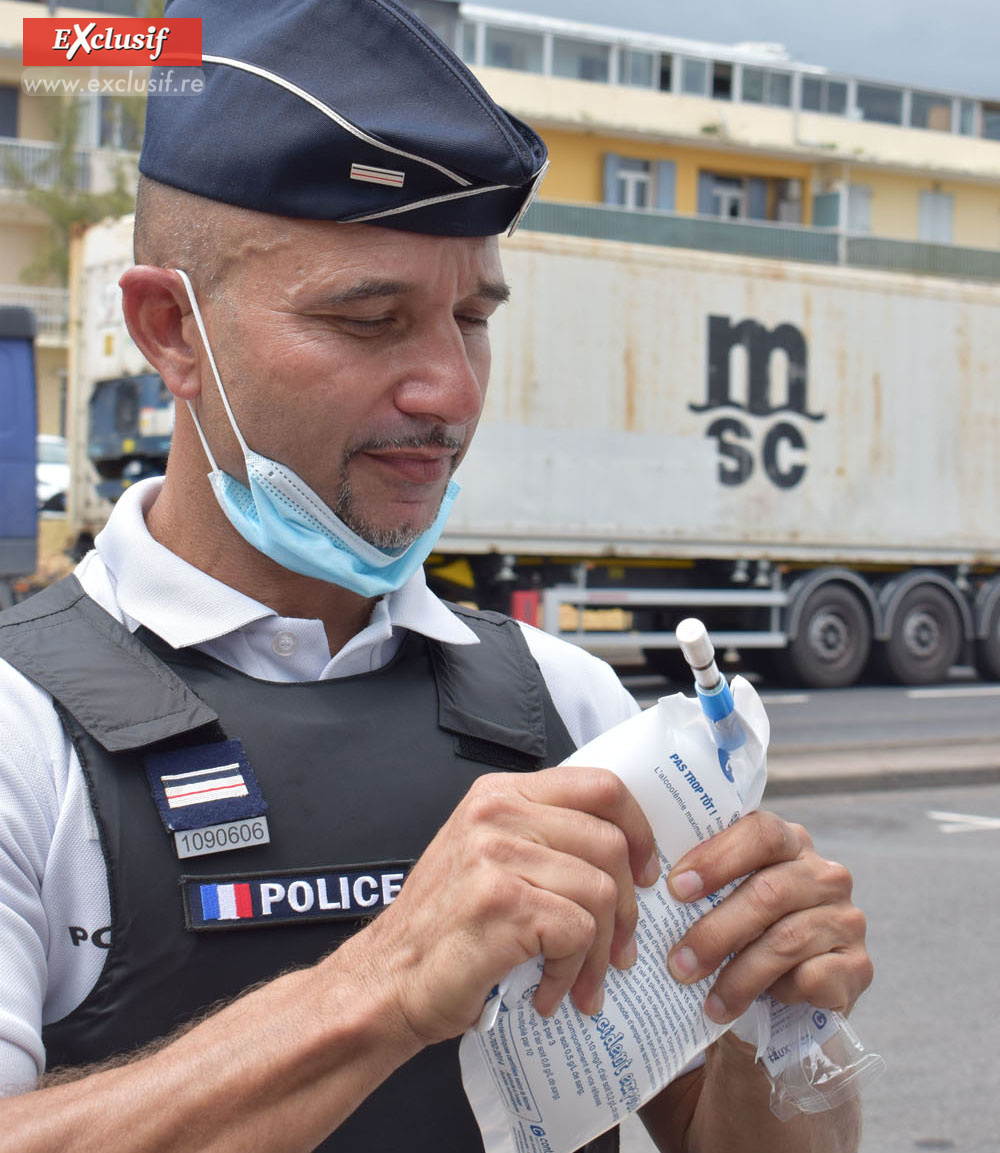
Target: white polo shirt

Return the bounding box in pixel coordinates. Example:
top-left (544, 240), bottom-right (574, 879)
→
top-left (0, 478), bottom-right (638, 1092)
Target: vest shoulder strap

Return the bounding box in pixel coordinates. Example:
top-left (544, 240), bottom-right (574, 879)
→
top-left (0, 575), bottom-right (218, 752)
top-left (436, 603), bottom-right (561, 762)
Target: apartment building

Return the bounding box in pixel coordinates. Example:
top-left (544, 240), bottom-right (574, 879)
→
top-left (1, 0), bottom-right (139, 437)
top-left (414, 2), bottom-right (1000, 252)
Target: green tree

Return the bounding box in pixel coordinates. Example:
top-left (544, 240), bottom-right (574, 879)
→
top-left (7, 95), bottom-right (138, 286)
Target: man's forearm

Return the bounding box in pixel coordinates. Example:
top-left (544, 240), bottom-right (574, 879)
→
top-left (640, 1032), bottom-right (861, 1153)
top-left (685, 1032), bottom-right (860, 1153)
top-left (0, 930), bottom-right (423, 1153)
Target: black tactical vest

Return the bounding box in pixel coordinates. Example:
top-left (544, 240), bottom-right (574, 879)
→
top-left (0, 576), bottom-right (620, 1153)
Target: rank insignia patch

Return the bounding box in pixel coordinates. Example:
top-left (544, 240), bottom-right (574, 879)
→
top-left (145, 738), bottom-right (268, 833)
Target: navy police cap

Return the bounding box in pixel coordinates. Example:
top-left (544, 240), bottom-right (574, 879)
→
top-left (139, 0), bottom-right (549, 236)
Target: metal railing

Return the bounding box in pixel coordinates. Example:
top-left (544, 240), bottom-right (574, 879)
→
top-left (0, 286), bottom-right (70, 341)
top-left (520, 200), bottom-right (1000, 282)
top-left (540, 584), bottom-right (787, 651)
top-left (0, 137), bottom-right (91, 193)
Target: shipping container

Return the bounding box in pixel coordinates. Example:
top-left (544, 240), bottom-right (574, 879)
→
top-left (65, 216), bottom-right (1000, 687)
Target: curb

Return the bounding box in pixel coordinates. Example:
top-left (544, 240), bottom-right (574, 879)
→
top-left (763, 741), bottom-right (1000, 797)
top-left (765, 764), bottom-right (1000, 798)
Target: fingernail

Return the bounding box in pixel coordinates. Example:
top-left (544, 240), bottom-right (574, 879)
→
top-left (621, 935), bottom-right (638, 968)
top-left (589, 988), bottom-right (605, 1015)
top-left (704, 993), bottom-right (729, 1023)
top-left (640, 851), bottom-right (661, 888)
top-left (668, 945), bottom-right (699, 982)
top-left (670, 870), bottom-right (703, 901)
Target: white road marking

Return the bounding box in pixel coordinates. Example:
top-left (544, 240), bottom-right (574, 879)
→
top-left (909, 686), bottom-right (1000, 699)
top-left (760, 693), bottom-right (810, 705)
top-left (928, 810), bottom-right (1000, 834)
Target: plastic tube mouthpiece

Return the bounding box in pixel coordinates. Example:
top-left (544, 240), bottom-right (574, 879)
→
top-left (675, 617), bottom-right (722, 691)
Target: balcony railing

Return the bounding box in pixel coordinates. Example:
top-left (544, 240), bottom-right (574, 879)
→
top-left (0, 137), bottom-right (91, 193)
top-left (520, 200), bottom-right (1000, 282)
top-left (0, 286), bottom-right (70, 342)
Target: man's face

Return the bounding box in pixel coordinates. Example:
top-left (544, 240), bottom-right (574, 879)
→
top-left (188, 218), bottom-right (506, 549)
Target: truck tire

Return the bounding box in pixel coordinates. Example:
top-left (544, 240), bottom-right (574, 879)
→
top-left (974, 599), bottom-right (1000, 682)
top-left (780, 584), bottom-right (871, 688)
top-left (883, 584), bottom-right (962, 685)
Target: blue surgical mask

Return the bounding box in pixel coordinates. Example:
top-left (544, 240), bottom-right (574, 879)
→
top-left (174, 268), bottom-right (460, 597)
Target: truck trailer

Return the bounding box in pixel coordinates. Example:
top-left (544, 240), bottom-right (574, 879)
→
top-left (65, 213), bottom-right (1000, 688)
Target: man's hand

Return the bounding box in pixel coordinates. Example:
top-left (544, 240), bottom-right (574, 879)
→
top-left (357, 766), bottom-right (659, 1047)
top-left (664, 810), bottom-right (872, 1023)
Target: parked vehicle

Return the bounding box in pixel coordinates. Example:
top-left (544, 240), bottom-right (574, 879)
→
top-left (36, 433), bottom-right (69, 512)
top-left (66, 214), bottom-right (1000, 687)
top-left (0, 307), bottom-right (37, 607)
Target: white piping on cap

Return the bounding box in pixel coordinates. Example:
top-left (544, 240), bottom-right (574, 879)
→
top-left (506, 158), bottom-right (549, 236)
top-left (342, 180), bottom-right (513, 223)
top-left (202, 53), bottom-right (472, 188)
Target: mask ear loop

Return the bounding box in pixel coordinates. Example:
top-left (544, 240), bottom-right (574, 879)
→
top-left (172, 268), bottom-right (252, 470)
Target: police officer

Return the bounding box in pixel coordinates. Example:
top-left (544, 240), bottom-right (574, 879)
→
top-left (0, 1), bottom-right (872, 1150)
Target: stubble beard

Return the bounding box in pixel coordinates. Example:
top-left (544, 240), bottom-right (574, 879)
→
top-left (333, 428), bottom-right (464, 551)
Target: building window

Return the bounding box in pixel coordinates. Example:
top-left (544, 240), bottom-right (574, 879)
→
top-left (713, 176), bottom-right (746, 218)
top-left (775, 178), bottom-right (803, 223)
top-left (983, 103), bottom-right (1000, 141)
top-left (712, 62), bottom-right (733, 100)
top-left (615, 157), bottom-right (651, 208)
top-left (622, 48), bottom-right (655, 88)
top-left (484, 26), bottom-right (544, 73)
top-left (0, 86), bottom-right (17, 138)
top-left (911, 91), bottom-right (953, 131)
top-left (855, 83), bottom-right (904, 125)
top-left (741, 68), bottom-right (792, 107)
top-left (919, 191), bottom-right (953, 243)
top-left (958, 99), bottom-right (977, 136)
top-left (847, 185), bottom-right (872, 233)
top-left (407, 2), bottom-right (459, 50)
top-left (658, 55), bottom-right (674, 92)
top-left (603, 154), bottom-right (676, 211)
top-left (552, 36), bottom-right (610, 83)
top-left (681, 57), bottom-right (709, 96)
top-left (801, 76), bottom-right (847, 115)
top-left (459, 20), bottom-right (478, 64)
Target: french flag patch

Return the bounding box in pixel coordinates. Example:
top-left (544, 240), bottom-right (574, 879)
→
top-left (350, 162), bottom-right (405, 188)
top-left (145, 739), bottom-right (268, 833)
top-left (199, 882), bottom-right (254, 922)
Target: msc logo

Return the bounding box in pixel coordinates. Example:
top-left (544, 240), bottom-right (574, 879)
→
top-left (691, 315), bottom-right (825, 489)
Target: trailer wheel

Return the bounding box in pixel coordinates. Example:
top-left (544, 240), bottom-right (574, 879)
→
top-left (974, 599), bottom-right (1000, 682)
top-left (883, 584), bottom-right (962, 685)
top-left (781, 585), bottom-right (871, 688)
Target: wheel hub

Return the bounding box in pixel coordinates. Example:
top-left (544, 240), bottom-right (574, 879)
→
top-left (903, 610), bottom-right (940, 658)
top-left (808, 612), bottom-right (849, 662)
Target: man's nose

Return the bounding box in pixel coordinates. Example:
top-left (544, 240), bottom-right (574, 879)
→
top-left (392, 320), bottom-right (486, 427)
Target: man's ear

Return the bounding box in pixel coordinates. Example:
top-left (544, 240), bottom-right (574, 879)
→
top-left (118, 266), bottom-right (202, 400)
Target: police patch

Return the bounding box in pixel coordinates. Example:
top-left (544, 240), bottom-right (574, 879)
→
top-left (145, 738), bottom-right (268, 833)
top-left (181, 861), bottom-right (414, 931)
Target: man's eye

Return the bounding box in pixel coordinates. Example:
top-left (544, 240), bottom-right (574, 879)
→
top-left (339, 316), bottom-right (392, 331)
top-left (456, 314), bottom-right (489, 329)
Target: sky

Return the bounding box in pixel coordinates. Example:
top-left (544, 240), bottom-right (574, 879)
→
top-left (477, 0), bottom-right (1000, 101)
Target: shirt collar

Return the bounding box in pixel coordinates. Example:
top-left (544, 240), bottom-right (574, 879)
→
top-left (93, 476), bottom-right (479, 651)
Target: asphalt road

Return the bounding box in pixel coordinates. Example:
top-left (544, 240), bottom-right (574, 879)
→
top-left (620, 673), bottom-right (1000, 753)
top-left (619, 782), bottom-right (1000, 1153)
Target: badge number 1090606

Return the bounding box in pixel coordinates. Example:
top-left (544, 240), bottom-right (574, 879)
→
top-left (175, 817), bottom-right (271, 859)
